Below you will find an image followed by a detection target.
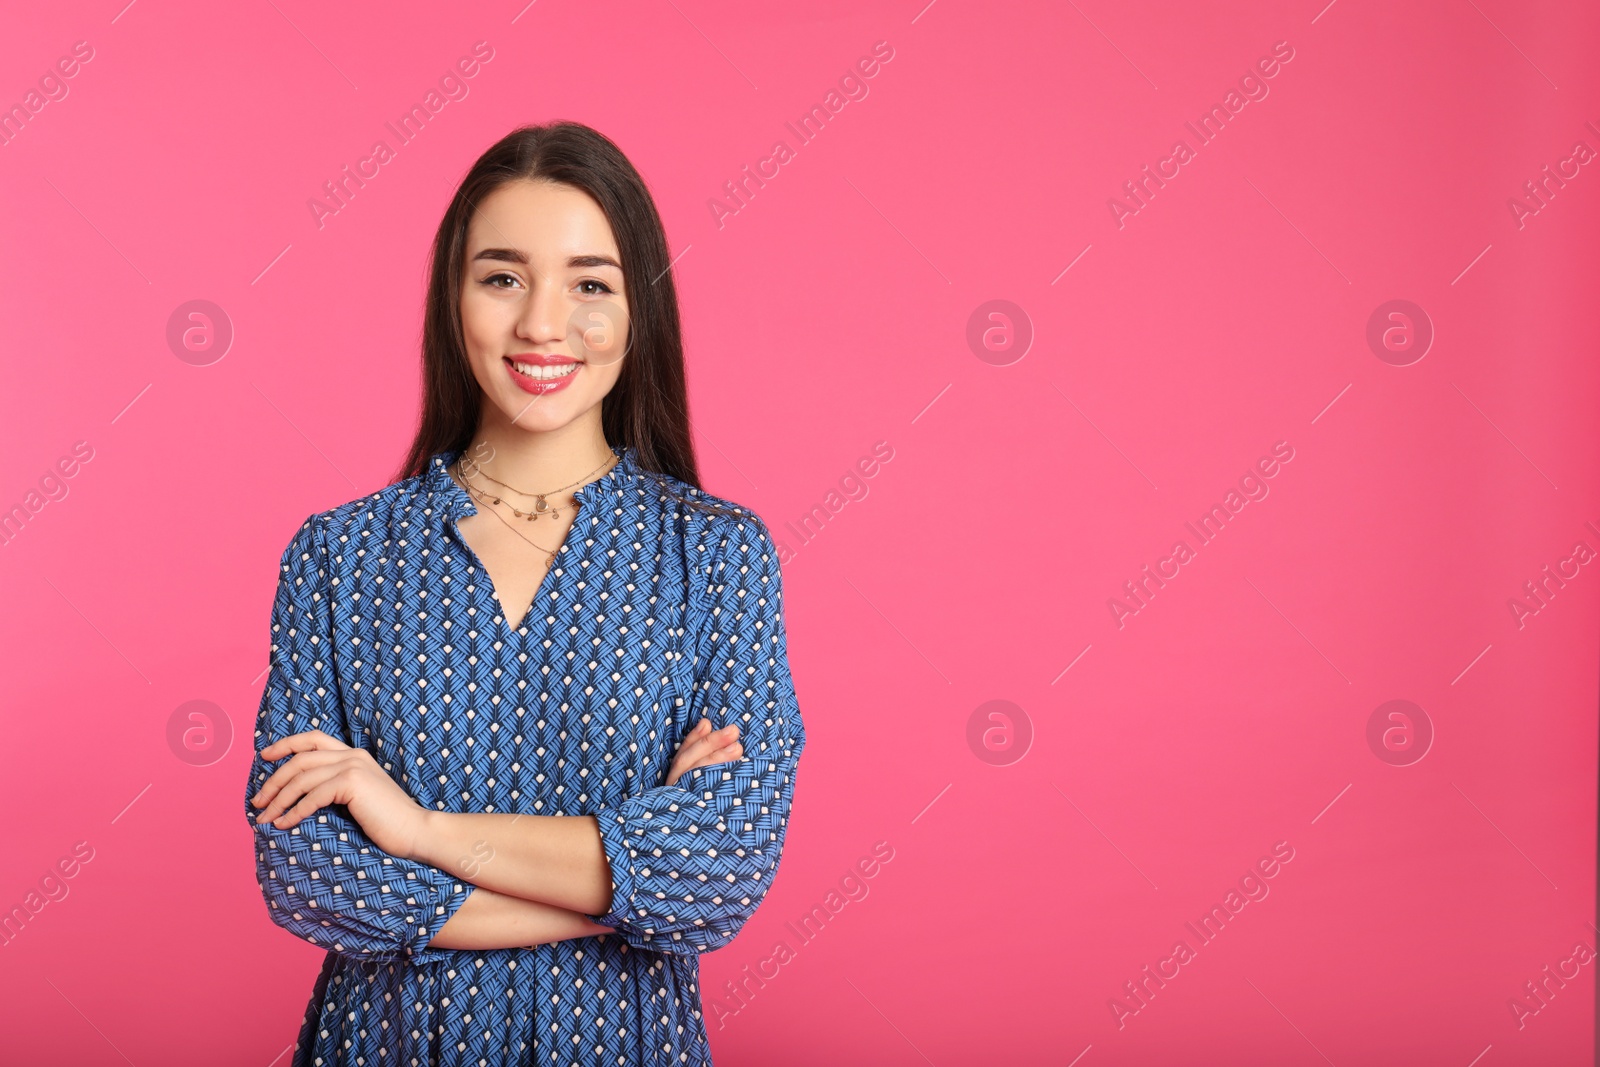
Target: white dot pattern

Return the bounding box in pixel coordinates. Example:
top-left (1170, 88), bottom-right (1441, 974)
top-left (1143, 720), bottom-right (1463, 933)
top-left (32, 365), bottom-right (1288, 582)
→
top-left (245, 446), bottom-right (807, 1066)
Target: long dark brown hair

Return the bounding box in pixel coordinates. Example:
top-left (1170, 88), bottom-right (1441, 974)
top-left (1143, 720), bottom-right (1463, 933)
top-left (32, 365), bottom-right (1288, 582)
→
top-left (395, 122), bottom-right (748, 521)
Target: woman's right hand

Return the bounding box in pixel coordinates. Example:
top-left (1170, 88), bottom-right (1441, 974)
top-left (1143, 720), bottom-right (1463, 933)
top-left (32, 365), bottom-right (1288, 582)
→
top-left (665, 718), bottom-right (742, 787)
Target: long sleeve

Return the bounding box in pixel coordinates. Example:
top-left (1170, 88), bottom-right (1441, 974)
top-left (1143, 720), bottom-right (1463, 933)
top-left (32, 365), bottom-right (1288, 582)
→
top-left (246, 512), bottom-right (473, 964)
top-left (587, 511), bottom-right (807, 956)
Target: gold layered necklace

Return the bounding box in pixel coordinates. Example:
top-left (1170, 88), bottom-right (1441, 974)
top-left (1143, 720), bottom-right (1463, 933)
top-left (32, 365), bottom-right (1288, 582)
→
top-left (449, 449), bottom-right (620, 567)
top-left (458, 449), bottom-right (616, 522)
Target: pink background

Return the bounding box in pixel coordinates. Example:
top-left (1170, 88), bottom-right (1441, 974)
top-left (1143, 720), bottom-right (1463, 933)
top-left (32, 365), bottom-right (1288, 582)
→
top-left (2, 1), bottom-right (1598, 1064)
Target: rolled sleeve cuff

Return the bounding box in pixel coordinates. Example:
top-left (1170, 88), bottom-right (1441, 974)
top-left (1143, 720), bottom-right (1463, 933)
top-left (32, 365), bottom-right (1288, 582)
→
top-left (587, 808), bottom-right (643, 930)
top-left (393, 879), bottom-right (474, 965)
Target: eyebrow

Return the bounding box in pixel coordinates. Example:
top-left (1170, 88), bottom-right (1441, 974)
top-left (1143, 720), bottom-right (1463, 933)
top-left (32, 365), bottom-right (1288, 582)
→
top-left (470, 248), bottom-right (622, 271)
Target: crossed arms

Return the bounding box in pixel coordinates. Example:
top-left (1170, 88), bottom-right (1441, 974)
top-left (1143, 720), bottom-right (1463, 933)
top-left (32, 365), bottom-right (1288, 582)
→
top-left (245, 511), bottom-right (805, 964)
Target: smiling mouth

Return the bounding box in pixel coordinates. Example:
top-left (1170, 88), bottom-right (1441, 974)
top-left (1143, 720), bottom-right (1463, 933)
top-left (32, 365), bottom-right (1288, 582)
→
top-left (506, 358), bottom-right (581, 381)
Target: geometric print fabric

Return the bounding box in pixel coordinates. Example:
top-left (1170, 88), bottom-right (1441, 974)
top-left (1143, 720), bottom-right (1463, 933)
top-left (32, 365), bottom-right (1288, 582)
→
top-left (245, 445), bottom-right (807, 1066)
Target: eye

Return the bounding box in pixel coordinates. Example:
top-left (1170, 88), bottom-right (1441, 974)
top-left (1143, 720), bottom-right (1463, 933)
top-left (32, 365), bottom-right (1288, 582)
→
top-left (481, 272), bottom-right (521, 290)
top-left (577, 279), bottom-right (615, 296)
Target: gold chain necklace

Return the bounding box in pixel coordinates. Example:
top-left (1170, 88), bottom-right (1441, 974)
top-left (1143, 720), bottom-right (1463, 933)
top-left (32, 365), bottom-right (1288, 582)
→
top-left (458, 449), bottom-right (617, 522)
top-left (457, 476), bottom-right (562, 566)
top-left (449, 451), bottom-right (620, 567)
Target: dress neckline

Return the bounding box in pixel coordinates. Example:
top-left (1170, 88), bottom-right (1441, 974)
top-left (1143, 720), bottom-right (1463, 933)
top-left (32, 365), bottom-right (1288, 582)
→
top-left (423, 444), bottom-right (636, 636)
top-left (425, 444), bottom-right (636, 521)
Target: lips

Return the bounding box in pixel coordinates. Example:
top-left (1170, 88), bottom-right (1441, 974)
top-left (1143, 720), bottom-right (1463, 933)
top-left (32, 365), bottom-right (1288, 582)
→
top-left (506, 352), bottom-right (578, 366)
top-left (504, 354), bottom-right (582, 394)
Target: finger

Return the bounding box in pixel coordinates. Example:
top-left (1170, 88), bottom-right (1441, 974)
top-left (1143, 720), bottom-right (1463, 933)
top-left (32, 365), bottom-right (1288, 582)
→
top-left (257, 729), bottom-right (330, 761)
top-left (258, 729), bottom-right (348, 761)
top-left (255, 763), bottom-right (346, 825)
top-left (252, 749), bottom-right (344, 805)
top-left (697, 741), bottom-right (743, 767)
top-left (665, 750), bottom-right (702, 788)
top-left (666, 736), bottom-right (709, 783)
top-left (665, 722), bottom-right (740, 786)
top-left (268, 777), bottom-right (345, 830)
top-left (664, 759), bottom-right (686, 788)
top-left (673, 723), bottom-right (740, 766)
top-left (669, 738), bottom-right (741, 783)
top-left (257, 764), bottom-right (345, 826)
top-left (678, 719), bottom-right (713, 753)
top-left (251, 750), bottom-right (346, 809)
top-left (681, 742), bottom-right (743, 780)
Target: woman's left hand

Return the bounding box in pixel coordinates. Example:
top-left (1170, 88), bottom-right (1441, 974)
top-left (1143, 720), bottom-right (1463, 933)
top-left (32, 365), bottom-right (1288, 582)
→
top-left (251, 730), bottom-right (432, 861)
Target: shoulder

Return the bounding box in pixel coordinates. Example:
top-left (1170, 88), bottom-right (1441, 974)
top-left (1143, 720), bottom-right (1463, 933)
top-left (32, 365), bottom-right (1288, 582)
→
top-left (633, 466), bottom-right (773, 555)
top-left (631, 470), bottom-right (786, 620)
top-left (322, 473), bottom-right (429, 535)
top-left (274, 471), bottom-right (430, 574)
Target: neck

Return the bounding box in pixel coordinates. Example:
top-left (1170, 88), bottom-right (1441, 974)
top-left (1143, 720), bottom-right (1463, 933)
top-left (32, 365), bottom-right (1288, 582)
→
top-left (460, 419), bottom-right (616, 494)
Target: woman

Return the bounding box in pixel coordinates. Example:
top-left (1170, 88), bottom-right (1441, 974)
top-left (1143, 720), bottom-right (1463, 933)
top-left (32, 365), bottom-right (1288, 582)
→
top-left (244, 122), bottom-right (807, 1066)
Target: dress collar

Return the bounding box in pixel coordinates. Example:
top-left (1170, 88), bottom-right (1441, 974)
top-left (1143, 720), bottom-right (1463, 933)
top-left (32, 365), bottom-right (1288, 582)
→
top-left (424, 444), bottom-right (637, 520)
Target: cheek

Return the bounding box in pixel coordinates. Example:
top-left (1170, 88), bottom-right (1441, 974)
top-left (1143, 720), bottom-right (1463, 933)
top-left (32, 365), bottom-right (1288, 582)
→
top-left (574, 347), bottom-right (625, 405)
top-left (459, 291), bottom-right (499, 351)
top-left (590, 357), bottom-right (625, 391)
top-left (596, 323), bottom-right (629, 378)
top-left (572, 303), bottom-right (630, 368)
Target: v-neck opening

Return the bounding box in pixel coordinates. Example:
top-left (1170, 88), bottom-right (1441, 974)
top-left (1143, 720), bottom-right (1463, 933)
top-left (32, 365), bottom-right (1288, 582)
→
top-left (447, 482), bottom-right (578, 640)
top-left (431, 446), bottom-right (632, 640)
top-left (496, 525), bottom-right (574, 636)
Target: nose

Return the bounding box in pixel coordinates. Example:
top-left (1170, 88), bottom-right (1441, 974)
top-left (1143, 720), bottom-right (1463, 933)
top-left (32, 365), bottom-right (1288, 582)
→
top-left (515, 271), bottom-right (567, 347)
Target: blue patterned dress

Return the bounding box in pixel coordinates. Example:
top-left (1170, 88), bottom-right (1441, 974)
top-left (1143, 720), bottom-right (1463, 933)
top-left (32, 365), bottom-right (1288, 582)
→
top-left (245, 445), bottom-right (807, 1066)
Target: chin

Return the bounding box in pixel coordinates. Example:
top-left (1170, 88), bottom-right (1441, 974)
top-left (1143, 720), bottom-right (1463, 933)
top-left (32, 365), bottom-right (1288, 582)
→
top-left (493, 391), bottom-right (594, 432)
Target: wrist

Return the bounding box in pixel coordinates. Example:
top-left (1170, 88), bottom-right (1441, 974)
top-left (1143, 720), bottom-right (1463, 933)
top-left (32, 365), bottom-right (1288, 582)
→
top-left (408, 807), bottom-right (446, 866)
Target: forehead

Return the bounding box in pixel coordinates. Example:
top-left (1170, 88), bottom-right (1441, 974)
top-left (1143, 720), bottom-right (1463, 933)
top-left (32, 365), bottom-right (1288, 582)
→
top-left (465, 179), bottom-right (619, 259)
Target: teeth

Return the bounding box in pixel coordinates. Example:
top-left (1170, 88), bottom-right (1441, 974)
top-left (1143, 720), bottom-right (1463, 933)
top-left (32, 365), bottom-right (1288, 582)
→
top-left (511, 361), bottom-right (579, 380)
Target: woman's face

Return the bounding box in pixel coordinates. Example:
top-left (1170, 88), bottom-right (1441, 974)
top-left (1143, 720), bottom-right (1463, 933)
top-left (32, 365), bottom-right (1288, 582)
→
top-left (459, 178), bottom-right (630, 434)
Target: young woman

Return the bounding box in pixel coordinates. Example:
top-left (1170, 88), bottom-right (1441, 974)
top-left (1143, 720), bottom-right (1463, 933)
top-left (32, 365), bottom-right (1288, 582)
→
top-left (244, 122), bottom-right (807, 1066)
